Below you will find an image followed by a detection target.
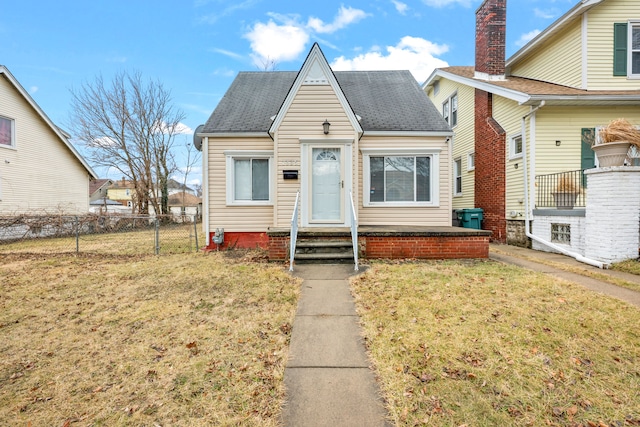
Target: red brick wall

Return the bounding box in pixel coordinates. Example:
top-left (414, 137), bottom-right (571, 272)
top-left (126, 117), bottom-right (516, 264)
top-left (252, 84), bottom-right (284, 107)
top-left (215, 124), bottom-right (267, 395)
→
top-left (364, 236), bottom-right (489, 259)
top-left (475, 0), bottom-right (506, 77)
top-left (475, 89), bottom-right (507, 242)
top-left (267, 235), bottom-right (490, 261)
top-left (206, 232), bottom-right (269, 251)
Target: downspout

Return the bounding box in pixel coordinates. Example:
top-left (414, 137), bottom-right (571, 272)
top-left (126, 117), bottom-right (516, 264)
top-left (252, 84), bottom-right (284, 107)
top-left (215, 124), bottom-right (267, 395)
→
top-left (521, 102), bottom-right (605, 268)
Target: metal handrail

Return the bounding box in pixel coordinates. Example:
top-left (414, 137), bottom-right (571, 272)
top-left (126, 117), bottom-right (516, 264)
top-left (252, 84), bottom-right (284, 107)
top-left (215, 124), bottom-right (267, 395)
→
top-left (289, 191), bottom-right (300, 272)
top-left (349, 190), bottom-right (359, 271)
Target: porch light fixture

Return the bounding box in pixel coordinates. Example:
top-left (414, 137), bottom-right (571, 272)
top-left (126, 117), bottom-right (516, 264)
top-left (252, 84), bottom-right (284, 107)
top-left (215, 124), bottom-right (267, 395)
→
top-left (322, 119), bottom-right (331, 134)
top-left (555, 140), bottom-right (561, 146)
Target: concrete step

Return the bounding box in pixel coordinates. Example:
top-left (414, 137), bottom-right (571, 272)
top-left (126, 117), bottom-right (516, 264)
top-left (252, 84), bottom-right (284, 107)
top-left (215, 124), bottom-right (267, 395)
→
top-left (296, 240), bottom-right (352, 248)
top-left (295, 252), bottom-right (354, 260)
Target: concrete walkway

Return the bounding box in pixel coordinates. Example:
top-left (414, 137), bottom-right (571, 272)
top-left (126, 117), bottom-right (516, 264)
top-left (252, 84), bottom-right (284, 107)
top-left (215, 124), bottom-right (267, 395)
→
top-left (489, 243), bottom-right (640, 308)
top-left (281, 264), bottom-right (391, 427)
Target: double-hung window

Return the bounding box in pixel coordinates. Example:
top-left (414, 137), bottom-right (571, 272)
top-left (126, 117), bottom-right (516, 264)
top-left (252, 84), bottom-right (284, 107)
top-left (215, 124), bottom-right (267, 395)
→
top-left (442, 93), bottom-right (458, 127)
top-left (225, 151), bottom-right (273, 205)
top-left (613, 22), bottom-right (640, 78)
top-left (632, 22), bottom-right (640, 77)
top-left (0, 116), bottom-right (15, 148)
top-left (510, 134), bottom-right (523, 159)
top-left (362, 149), bottom-right (440, 206)
top-left (453, 158), bottom-right (462, 196)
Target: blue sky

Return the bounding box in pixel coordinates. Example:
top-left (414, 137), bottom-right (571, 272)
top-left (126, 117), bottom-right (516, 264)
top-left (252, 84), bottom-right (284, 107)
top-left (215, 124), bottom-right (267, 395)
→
top-left (1, 0), bottom-right (576, 185)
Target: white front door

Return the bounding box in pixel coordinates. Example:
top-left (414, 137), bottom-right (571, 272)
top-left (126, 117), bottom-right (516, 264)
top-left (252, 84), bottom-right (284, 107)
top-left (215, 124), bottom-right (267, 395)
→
top-left (310, 147), bottom-right (343, 223)
top-left (300, 141), bottom-right (352, 227)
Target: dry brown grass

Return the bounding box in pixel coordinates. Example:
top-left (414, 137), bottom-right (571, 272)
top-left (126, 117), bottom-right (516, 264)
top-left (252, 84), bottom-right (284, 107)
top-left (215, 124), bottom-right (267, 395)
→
top-left (352, 260), bottom-right (640, 426)
top-left (0, 251), bottom-right (300, 426)
top-left (490, 246), bottom-right (640, 294)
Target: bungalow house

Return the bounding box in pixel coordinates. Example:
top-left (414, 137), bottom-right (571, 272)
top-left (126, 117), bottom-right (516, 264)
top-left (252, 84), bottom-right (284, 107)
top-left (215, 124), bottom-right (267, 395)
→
top-left (0, 65), bottom-right (97, 214)
top-left (89, 178), bottom-right (113, 203)
top-left (424, 0), bottom-right (640, 249)
top-left (198, 43), bottom-right (490, 262)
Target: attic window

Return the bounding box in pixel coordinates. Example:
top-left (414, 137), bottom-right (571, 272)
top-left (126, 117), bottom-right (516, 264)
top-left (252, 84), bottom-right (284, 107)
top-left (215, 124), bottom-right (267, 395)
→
top-left (0, 116), bottom-right (15, 148)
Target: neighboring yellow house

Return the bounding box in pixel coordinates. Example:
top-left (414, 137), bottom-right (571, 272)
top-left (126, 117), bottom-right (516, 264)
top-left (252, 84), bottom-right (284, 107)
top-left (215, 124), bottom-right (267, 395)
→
top-left (424, 0), bottom-right (640, 246)
top-left (107, 178), bottom-right (135, 209)
top-left (198, 43), bottom-right (492, 261)
top-left (0, 65), bottom-right (96, 214)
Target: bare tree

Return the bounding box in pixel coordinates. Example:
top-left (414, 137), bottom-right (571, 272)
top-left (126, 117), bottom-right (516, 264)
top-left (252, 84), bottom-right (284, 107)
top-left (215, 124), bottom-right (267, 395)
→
top-left (68, 71), bottom-right (185, 215)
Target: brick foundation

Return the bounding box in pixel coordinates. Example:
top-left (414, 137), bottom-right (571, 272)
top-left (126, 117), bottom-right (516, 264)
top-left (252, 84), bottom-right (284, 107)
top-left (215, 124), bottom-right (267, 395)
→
top-left (266, 228), bottom-right (491, 261)
top-left (364, 236), bottom-right (489, 259)
top-left (206, 231), bottom-right (269, 251)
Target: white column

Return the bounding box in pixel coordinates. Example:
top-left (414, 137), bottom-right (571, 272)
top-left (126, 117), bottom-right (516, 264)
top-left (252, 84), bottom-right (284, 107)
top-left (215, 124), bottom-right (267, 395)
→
top-left (585, 166), bottom-right (640, 264)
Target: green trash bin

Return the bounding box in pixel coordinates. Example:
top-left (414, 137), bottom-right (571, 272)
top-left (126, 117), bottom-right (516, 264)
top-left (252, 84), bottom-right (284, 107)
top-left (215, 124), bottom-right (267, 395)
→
top-left (458, 208), bottom-right (483, 229)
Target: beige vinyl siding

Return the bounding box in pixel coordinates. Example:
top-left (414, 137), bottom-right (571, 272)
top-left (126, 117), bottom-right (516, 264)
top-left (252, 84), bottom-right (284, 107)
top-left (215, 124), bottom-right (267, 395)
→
top-left (534, 105), bottom-right (640, 177)
top-left (427, 78), bottom-right (475, 211)
top-left (357, 135), bottom-right (451, 226)
top-left (493, 97), bottom-right (529, 220)
top-left (207, 137), bottom-right (274, 232)
top-left (586, 0), bottom-right (640, 89)
top-left (274, 84), bottom-right (358, 228)
top-left (0, 75), bottom-right (90, 214)
top-left (510, 18), bottom-right (583, 88)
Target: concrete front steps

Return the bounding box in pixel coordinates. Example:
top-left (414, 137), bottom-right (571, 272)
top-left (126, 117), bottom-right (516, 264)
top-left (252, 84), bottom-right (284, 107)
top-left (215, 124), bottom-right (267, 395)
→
top-left (294, 238), bottom-right (355, 264)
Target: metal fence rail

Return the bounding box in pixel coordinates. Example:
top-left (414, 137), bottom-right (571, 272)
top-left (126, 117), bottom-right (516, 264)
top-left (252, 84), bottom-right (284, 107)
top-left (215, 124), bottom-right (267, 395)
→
top-left (0, 214), bottom-right (203, 255)
top-left (535, 169), bottom-right (587, 208)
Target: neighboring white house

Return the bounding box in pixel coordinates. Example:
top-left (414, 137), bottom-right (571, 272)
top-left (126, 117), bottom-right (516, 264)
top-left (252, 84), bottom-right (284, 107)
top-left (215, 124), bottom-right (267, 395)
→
top-left (0, 65), bottom-right (97, 214)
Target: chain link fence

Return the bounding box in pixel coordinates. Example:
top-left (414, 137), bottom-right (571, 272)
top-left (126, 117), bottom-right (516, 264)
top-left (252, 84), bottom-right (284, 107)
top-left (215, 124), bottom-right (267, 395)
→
top-left (0, 214), bottom-right (203, 255)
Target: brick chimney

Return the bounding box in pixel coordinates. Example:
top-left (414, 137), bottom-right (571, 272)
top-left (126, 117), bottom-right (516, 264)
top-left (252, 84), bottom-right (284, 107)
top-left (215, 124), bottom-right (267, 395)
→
top-left (475, 0), bottom-right (506, 80)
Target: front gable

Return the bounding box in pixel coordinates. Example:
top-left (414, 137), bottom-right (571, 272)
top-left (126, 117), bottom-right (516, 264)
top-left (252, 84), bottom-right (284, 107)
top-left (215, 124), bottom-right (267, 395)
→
top-left (269, 43), bottom-right (362, 138)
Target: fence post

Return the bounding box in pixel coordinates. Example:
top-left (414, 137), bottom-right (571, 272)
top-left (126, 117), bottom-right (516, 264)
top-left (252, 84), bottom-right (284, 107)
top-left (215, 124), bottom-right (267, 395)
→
top-left (75, 216), bottom-right (80, 254)
top-left (193, 215), bottom-right (199, 252)
top-left (155, 218), bottom-right (160, 255)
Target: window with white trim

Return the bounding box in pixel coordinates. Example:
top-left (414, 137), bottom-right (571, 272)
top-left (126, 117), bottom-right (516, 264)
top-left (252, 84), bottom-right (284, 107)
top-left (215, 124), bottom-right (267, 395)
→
top-left (632, 23), bottom-right (640, 77)
top-left (453, 158), bottom-right (462, 196)
top-left (225, 151), bottom-right (273, 205)
top-left (613, 22), bottom-right (640, 78)
top-left (442, 93), bottom-right (458, 127)
top-left (363, 150), bottom-right (439, 206)
top-left (510, 134), bottom-right (523, 159)
top-left (0, 116), bottom-right (15, 148)
top-left (467, 152), bottom-right (475, 171)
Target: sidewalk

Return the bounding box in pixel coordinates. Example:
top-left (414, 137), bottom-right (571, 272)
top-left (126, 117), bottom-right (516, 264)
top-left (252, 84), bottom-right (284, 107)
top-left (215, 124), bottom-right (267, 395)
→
top-left (281, 264), bottom-right (391, 427)
top-left (489, 243), bottom-right (640, 308)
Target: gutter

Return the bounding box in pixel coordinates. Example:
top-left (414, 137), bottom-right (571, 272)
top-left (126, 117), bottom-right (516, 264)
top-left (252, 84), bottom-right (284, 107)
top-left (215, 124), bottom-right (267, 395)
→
top-left (520, 101), bottom-right (606, 269)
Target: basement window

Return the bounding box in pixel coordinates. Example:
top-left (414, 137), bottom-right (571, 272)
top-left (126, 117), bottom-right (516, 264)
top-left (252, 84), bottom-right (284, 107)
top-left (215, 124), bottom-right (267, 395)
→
top-left (551, 223), bottom-right (571, 244)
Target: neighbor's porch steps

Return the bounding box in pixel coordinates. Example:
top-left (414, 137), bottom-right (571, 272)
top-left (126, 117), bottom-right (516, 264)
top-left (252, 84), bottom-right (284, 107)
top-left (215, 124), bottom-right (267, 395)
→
top-left (294, 238), bottom-right (354, 264)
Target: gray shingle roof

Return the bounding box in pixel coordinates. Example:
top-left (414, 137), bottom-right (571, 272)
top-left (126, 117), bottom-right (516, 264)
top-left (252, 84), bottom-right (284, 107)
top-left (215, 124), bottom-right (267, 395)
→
top-left (202, 70), bottom-right (450, 134)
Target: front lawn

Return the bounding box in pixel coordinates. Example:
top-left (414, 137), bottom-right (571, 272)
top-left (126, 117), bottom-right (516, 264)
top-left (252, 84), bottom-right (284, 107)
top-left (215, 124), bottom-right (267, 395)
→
top-left (0, 252), bottom-right (299, 426)
top-left (351, 260), bottom-right (640, 426)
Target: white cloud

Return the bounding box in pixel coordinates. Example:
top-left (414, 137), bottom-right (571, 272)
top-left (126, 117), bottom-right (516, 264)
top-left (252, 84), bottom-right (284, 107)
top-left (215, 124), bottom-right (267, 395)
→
top-left (330, 36), bottom-right (449, 83)
top-left (421, 0), bottom-right (472, 7)
top-left (29, 86), bottom-right (38, 94)
top-left (243, 5), bottom-right (368, 67)
top-left (534, 8), bottom-right (558, 19)
top-left (211, 48), bottom-right (244, 61)
top-left (306, 6), bottom-right (368, 34)
top-left (516, 30), bottom-right (541, 47)
top-left (175, 122), bottom-right (194, 135)
top-left (392, 0), bottom-right (409, 14)
top-left (244, 20), bottom-right (310, 67)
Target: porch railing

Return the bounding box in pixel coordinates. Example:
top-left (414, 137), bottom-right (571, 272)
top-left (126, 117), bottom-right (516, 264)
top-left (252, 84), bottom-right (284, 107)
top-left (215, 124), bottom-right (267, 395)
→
top-left (289, 191), bottom-right (300, 272)
top-left (349, 190), bottom-right (359, 271)
top-left (535, 169), bottom-right (587, 208)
